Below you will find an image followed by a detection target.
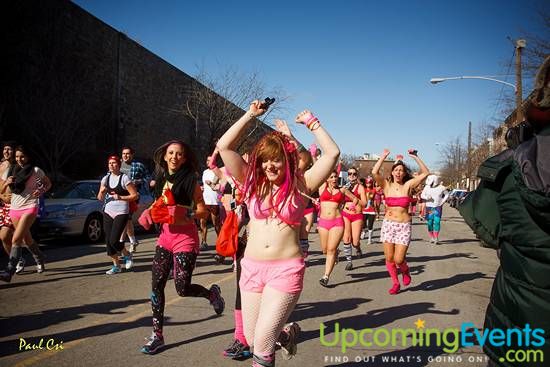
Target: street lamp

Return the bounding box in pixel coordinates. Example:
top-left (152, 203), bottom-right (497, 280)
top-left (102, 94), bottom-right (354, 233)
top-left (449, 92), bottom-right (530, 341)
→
top-left (429, 76), bottom-right (517, 92)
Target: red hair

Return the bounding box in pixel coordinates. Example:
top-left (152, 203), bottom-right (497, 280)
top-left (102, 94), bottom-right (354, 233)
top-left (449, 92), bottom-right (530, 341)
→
top-left (241, 132), bottom-right (302, 225)
top-left (108, 155), bottom-right (121, 164)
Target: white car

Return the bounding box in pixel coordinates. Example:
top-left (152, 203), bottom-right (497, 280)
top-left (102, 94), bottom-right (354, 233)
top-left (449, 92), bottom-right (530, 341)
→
top-left (38, 180), bottom-right (153, 242)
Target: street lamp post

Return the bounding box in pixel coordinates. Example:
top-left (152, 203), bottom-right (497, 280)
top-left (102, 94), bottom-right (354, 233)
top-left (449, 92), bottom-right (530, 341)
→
top-left (429, 76), bottom-right (517, 91)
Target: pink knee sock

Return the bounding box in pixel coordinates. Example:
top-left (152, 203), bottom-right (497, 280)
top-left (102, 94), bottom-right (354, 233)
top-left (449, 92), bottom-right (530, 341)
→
top-left (385, 261), bottom-right (400, 295)
top-left (398, 261), bottom-right (411, 286)
top-left (234, 310), bottom-right (248, 345)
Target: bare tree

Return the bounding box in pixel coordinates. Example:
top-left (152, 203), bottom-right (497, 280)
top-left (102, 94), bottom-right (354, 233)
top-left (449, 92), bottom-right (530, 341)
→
top-left (182, 65), bottom-right (290, 159)
top-left (438, 137), bottom-right (467, 188)
top-left (340, 153), bottom-right (362, 171)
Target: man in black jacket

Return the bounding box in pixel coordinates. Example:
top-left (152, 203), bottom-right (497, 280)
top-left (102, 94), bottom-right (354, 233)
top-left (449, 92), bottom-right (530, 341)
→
top-left (460, 56), bottom-right (550, 367)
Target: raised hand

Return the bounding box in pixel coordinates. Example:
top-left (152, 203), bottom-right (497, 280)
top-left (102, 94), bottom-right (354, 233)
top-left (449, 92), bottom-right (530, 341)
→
top-left (249, 100), bottom-right (268, 117)
top-left (408, 149), bottom-right (418, 157)
top-left (382, 149), bottom-right (390, 158)
top-left (275, 119), bottom-right (292, 137)
top-left (295, 110), bottom-right (316, 125)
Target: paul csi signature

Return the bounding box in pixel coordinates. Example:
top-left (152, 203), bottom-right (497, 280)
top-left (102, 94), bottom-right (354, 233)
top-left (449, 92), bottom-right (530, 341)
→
top-left (19, 338), bottom-right (64, 351)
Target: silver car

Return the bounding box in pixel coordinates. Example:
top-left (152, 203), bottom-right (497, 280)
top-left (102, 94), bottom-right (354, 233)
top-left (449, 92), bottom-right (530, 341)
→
top-left (39, 180), bottom-right (153, 242)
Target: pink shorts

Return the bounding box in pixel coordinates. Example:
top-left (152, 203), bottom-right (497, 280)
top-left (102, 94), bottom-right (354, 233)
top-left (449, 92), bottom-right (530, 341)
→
top-left (240, 256), bottom-right (305, 294)
top-left (158, 222), bottom-right (199, 253)
top-left (10, 207), bottom-right (39, 221)
top-left (317, 216), bottom-right (344, 230)
top-left (342, 211), bottom-right (363, 223)
top-left (380, 219), bottom-right (411, 246)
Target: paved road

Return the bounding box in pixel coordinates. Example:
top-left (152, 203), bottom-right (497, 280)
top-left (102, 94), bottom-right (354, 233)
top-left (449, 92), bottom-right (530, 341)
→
top-left (0, 206), bottom-right (499, 367)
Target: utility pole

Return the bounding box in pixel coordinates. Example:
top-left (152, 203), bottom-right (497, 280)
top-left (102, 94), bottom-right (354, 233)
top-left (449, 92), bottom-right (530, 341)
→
top-left (515, 39), bottom-right (526, 124)
top-left (467, 121), bottom-right (472, 190)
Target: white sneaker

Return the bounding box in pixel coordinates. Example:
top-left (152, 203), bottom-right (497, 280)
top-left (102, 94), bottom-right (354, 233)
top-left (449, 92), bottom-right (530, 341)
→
top-left (360, 230), bottom-right (367, 240)
top-left (15, 258), bottom-right (26, 274)
top-left (36, 263), bottom-right (45, 274)
top-left (106, 265), bottom-right (121, 275)
top-left (125, 254), bottom-right (133, 270)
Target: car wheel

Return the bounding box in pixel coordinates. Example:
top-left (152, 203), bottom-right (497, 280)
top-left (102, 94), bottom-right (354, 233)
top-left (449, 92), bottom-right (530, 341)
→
top-left (83, 214), bottom-right (103, 243)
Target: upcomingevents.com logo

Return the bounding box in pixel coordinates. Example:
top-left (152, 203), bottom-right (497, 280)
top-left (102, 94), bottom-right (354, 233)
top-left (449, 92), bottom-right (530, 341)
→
top-left (319, 321), bottom-right (545, 364)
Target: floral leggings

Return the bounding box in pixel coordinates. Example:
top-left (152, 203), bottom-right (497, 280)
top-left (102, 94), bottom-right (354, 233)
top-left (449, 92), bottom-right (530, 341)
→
top-left (151, 246), bottom-right (210, 335)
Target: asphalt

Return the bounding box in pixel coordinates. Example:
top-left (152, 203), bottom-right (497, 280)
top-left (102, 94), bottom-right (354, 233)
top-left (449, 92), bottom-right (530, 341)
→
top-left (0, 206), bottom-right (500, 367)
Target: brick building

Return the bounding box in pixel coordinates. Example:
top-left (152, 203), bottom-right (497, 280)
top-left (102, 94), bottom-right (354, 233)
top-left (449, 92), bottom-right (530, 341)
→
top-left (0, 0), bottom-right (270, 182)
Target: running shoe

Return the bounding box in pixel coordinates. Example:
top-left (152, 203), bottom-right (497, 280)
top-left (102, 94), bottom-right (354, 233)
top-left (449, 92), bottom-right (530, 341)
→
top-left (125, 254), bottom-right (133, 270)
top-left (355, 247), bottom-right (363, 258)
top-left (141, 332), bottom-right (165, 354)
top-left (200, 242), bottom-right (209, 251)
top-left (15, 258), bottom-right (26, 274)
top-left (209, 284), bottom-right (225, 315)
top-left (129, 241), bottom-right (139, 253)
top-left (345, 262), bottom-right (353, 271)
top-left (223, 339), bottom-right (251, 359)
top-left (319, 276), bottom-right (329, 287)
top-left (36, 262), bottom-right (45, 274)
top-left (360, 230), bottom-right (367, 240)
top-left (106, 265), bottom-right (121, 275)
top-left (277, 322), bottom-right (301, 360)
top-left (214, 254), bottom-right (225, 264)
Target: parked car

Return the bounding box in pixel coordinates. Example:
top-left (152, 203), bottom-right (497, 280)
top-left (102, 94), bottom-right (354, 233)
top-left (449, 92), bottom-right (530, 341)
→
top-left (38, 180), bottom-right (153, 242)
top-left (449, 189), bottom-right (469, 208)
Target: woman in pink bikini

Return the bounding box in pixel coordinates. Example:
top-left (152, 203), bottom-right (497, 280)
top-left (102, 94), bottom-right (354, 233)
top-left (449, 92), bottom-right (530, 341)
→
top-left (372, 149), bottom-right (429, 295)
top-left (341, 167), bottom-right (367, 270)
top-left (217, 100), bottom-right (339, 367)
top-left (317, 170), bottom-right (360, 287)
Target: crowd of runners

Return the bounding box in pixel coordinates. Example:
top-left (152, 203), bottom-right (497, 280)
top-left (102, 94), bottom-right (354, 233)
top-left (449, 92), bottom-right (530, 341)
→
top-left (0, 100), bottom-right (454, 366)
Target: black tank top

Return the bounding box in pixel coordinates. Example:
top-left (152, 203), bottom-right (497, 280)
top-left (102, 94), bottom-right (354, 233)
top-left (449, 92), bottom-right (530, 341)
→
top-left (107, 173), bottom-right (129, 196)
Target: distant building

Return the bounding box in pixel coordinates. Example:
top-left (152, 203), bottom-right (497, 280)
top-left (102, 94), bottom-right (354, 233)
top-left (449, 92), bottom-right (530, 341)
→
top-left (0, 0), bottom-right (270, 182)
top-left (353, 153), bottom-right (395, 179)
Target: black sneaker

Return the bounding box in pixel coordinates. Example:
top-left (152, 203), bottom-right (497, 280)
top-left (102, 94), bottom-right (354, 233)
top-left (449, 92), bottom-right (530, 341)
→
top-left (209, 284), bottom-right (225, 315)
top-left (355, 247), bottom-right (363, 258)
top-left (200, 242), bottom-right (209, 251)
top-left (214, 254), bottom-right (225, 264)
top-left (319, 276), bottom-right (329, 287)
top-left (0, 270), bottom-right (13, 283)
top-left (345, 261), bottom-right (353, 271)
top-left (141, 333), bottom-right (165, 355)
top-left (223, 339), bottom-right (251, 359)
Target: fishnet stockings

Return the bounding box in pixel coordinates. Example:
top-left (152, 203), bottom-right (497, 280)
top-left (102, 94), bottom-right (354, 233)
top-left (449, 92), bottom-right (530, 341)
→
top-left (242, 286), bottom-right (301, 356)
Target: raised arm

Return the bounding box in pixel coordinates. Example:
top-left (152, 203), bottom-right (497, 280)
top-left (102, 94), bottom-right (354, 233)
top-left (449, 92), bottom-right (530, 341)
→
top-left (217, 100), bottom-right (268, 184)
top-left (405, 150), bottom-right (430, 191)
top-left (372, 149), bottom-right (390, 189)
top-left (299, 111), bottom-right (340, 192)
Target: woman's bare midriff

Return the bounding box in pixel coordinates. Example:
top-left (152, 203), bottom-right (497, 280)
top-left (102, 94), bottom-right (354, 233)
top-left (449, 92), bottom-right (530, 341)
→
top-left (245, 219), bottom-right (302, 260)
top-left (319, 202), bottom-right (342, 219)
top-left (384, 206), bottom-right (411, 223)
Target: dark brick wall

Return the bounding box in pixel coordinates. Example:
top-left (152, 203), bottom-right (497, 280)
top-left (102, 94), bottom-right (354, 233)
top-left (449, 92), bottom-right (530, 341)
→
top-left (0, 0), bottom-right (271, 183)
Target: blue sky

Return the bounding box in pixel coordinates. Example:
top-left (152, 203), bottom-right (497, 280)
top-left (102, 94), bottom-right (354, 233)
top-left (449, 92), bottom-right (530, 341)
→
top-left (73, 0), bottom-right (547, 168)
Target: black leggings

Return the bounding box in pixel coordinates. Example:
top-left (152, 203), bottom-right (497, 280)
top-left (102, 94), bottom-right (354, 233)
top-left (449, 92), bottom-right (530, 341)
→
top-left (103, 213), bottom-right (128, 256)
top-left (234, 234), bottom-right (248, 310)
top-left (363, 213), bottom-right (375, 231)
top-left (151, 246), bottom-right (210, 335)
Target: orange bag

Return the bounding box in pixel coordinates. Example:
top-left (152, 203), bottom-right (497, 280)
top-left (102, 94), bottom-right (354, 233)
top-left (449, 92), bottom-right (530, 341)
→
top-left (215, 211), bottom-right (239, 257)
top-left (150, 188), bottom-right (176, 224)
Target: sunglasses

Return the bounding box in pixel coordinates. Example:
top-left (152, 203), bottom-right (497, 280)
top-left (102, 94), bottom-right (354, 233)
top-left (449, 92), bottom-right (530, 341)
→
top-left (348, 172), bottom-right (357, 176)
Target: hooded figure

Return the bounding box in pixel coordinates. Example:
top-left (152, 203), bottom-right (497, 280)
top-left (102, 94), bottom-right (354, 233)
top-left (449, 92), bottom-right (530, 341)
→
top-left (459, 56), bottom-right (550, 366)
top-left (420, 175), bottom-right (449, 243)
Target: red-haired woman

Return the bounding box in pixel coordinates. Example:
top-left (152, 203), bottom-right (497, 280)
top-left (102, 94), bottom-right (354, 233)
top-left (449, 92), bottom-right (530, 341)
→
top-left (372, 149), bottom-right (429, 295)
top-left (217, 101), bottom-right (339, 367)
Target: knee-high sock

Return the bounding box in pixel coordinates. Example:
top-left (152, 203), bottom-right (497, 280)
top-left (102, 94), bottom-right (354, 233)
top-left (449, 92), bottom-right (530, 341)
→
top-left (385, 261), bottom-right (399, 285)
top-left (234, 309), bottom-right (247, 345)
top-left (343, 243), bottom-right (352, 262)
top-left (6, 245), bottom-right (23, 273)
top-left (26, 242), bottom-right (44, 264)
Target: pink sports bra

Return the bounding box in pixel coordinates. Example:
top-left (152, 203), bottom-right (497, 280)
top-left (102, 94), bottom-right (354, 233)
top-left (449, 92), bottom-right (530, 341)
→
top-left (385, 196), bottom-right (411, 208)
top-left (246, 192), bottom-right (306, 226)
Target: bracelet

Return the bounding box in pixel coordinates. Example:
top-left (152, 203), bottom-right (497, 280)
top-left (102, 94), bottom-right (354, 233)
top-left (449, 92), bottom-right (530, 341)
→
top-left (309, 121), bottom-right (321, 131)
top-left (306, 117), bottom-right (319, 129)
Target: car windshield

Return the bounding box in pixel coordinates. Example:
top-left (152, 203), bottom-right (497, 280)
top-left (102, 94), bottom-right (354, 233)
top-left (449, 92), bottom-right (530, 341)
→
top-left (50, 182), bottom-right (99, 200)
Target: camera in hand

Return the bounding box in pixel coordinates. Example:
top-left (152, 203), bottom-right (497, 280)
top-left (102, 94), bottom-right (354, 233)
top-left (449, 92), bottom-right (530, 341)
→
top-left (261, 97), bottom-right (275, 109)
